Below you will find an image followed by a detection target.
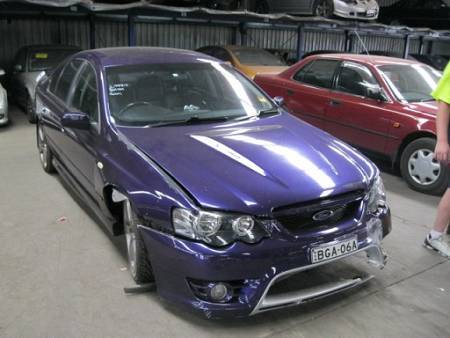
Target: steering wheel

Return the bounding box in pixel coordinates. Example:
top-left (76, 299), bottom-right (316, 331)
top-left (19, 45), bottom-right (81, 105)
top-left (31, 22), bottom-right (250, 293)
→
top-left (117, 101), bottom-right (152, 118)
top-left (186, 89), bottom-right (212, 109)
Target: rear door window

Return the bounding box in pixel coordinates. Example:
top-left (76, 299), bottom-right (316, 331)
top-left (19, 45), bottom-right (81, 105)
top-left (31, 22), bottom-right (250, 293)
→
top-left (53, 59), bottom-right (83, 102)
top-left (293, 59), bottom-right (340, 89)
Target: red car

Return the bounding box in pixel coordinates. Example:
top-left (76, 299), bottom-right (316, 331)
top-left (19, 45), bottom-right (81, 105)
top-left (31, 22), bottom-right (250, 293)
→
top-left (255, 54), bottom-right (447, 195)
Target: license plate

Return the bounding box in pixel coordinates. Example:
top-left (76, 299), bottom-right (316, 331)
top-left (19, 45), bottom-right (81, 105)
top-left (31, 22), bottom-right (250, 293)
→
top-left (311, 237), bottom-right (358, 264)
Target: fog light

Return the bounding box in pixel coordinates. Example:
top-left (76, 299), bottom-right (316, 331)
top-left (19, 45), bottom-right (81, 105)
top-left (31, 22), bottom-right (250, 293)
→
top-left (207, 282), bottom-right (233, 303)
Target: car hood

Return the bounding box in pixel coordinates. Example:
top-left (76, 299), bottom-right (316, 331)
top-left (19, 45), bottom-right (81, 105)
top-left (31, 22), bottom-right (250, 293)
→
top-left (238, 65), bottom-right (289, 78)
top-left (117, 113), bottom-right (376, 215)
top-left (403, 100), bottom-right (438, 118)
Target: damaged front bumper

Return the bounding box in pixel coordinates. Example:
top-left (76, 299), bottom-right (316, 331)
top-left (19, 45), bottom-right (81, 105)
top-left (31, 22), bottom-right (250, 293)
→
top-left (139, 207), bottom-right (390, 318)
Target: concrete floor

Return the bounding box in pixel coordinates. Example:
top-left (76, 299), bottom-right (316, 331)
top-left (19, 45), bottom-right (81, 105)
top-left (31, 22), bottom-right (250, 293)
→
top-left (0, 106), bottom-right (449, 338)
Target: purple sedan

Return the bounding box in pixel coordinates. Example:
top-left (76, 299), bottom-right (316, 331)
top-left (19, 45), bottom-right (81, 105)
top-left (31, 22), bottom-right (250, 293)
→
top-left (35, 47), bottom-right (391, 318)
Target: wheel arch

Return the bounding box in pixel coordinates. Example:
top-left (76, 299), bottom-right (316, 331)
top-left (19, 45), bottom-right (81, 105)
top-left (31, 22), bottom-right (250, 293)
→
top-left (103, 184), bottom-right (127, 236)
top-left (394, 131), bottom-right (436, 168)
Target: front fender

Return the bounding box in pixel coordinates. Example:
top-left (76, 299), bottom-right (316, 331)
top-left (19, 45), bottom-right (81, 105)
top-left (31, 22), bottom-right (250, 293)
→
top-left (98, 128), bottom-right (197, 233)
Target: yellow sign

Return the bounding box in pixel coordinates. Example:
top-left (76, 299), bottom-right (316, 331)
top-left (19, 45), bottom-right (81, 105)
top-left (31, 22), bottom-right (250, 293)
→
top-left (35, 53), bottom-right (48, 59)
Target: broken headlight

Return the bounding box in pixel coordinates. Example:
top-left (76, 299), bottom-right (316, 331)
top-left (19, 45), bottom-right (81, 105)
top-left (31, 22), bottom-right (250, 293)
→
top-left (367, 175), bottom-right (386, 214)
top-left (172, 208), bottom-right (268, 247)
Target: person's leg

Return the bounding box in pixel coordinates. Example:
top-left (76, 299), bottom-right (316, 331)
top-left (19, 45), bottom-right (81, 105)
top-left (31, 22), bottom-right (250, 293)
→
top-left (433, 188), bottom-right (450, 233)
top-left (425, 188), bottom-right (450, 257)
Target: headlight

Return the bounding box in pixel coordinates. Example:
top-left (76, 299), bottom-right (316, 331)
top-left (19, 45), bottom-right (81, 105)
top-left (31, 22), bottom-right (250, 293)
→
top-left (367, 176), bottom-right (386, 214)
top-left (172, 208), bottom-right (268, 247)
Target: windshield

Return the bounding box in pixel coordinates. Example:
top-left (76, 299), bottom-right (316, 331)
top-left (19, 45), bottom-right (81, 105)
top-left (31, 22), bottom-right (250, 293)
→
top-left (29, 49), bottom-right (79, 72)
top-left (378, 64), bottom-right (442, 103)
top-left (106, 62), bottom-right (275, 127)
top-left (232, 48), bottom-right (286, 66)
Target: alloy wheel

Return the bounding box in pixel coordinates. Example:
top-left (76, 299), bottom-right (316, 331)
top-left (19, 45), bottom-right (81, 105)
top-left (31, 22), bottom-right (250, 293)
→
top-left (124, 201), bottom-right (138, 278)
top-left (408, 149), bottom-right (441, 186)
top-left (38, 124), bottom-right (48, 169)
top-left (316, 0), bottom-right (332, 17)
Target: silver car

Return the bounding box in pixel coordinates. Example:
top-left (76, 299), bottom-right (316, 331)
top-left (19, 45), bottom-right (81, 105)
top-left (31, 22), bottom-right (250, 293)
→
top-left (0, 69), bottom-right (7, 126)
top-left (253, 0), bottom-right (379, 20)
top-left (10, 45), bottom-right (80, 123)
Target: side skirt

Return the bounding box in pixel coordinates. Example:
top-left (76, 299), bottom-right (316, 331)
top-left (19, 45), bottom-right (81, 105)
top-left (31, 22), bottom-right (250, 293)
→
top-left (52, 157), bottom-right (118, 236)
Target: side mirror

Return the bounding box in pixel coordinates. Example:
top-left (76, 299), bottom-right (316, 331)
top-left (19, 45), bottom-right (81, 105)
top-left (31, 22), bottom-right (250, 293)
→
top-left (13, 64), bottom-right (23, 73)
top-left (0, 69), bottom-right (4, 76)
top-left (273, 96), bottom-right (285, 107)
top-left (366, 86), bottom-right (387, 102)
top-left (61, 112), bottom-right (90, 130)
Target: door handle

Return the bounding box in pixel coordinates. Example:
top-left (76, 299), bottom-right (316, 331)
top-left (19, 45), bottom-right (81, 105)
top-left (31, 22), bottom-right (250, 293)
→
top-left (329, 99), bottom-right (341, 106)
top-left (286, 89), bottom-right (294, 96)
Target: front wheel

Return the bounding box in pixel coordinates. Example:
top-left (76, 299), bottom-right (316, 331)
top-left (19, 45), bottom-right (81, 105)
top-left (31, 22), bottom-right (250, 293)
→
top-left (123, 199), bottom-right (154, 284)
top-left (314, 0), bottom-right (334, 18)
top-left (400, 137), bottom-right (448, 195)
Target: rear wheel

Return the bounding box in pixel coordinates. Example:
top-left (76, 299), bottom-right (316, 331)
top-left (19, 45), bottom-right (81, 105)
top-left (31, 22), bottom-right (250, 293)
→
top-left (400, 137), bottom-right (448, 195)
top-left (37, 122), bottom-right (55, 173)
top-left (123, 199), bottom-right (154, 284)
top-left (314, 0), bottom-right (334, 18)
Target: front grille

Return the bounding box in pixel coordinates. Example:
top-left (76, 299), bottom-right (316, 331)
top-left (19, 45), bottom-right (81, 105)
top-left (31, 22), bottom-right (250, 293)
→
top-left (273, 190), bottom-right (365, 233)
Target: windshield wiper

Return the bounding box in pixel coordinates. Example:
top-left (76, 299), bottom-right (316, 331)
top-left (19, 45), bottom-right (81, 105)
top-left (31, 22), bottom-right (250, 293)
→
top-left (150, 116), bottom-right (231, 127)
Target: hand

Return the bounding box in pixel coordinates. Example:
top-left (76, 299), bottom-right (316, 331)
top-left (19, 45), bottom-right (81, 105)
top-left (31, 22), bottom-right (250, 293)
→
top-left (434, 140), bottom-right (450, 162)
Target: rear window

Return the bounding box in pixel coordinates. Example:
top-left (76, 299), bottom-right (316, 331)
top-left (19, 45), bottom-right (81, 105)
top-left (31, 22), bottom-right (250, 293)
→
top-left (232, 48), bottom-right (286, 66)
top-left (293, 59), bottom-right (340, 89)
top-left (29, 49), bottom-right (79, 72)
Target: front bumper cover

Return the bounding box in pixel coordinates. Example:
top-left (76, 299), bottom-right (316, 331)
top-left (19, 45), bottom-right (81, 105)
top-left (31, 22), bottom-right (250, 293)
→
top-left (139, 207), bottom-right (391, 318)
top-left (334, 0), bottom-right (379, 20)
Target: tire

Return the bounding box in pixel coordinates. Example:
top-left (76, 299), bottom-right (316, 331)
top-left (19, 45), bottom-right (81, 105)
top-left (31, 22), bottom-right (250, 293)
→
top-left (27, 94), bottom-right (36, 124)
top-left (123, 199), bottom-right (154, 284)
top-left (254, 0), bottom-right (269, 13)
top-left (400, 137), bottom-right (448, 195)
top-left (314, 0), bottom-right (334, 18)
top-left (37, 122), bottom-right (55, 173)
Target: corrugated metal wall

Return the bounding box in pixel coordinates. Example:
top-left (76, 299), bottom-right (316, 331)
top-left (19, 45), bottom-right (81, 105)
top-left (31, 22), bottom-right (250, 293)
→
top-left (246, 28), bottom-right (297, 50)
top-left (136, 22), bottom-right (234, 49)
top-left (350, 34), bottom-right (404, 54)
top-left (0, 15), bottom-right (449, 71)
top-left (95, 21), bottom-right (128, 48)
top-left (304, 30), bottom-right (346, 52)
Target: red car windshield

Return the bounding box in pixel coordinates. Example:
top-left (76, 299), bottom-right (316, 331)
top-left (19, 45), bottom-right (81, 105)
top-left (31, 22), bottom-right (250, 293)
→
top-left (378, 64), bottom-right (442, 103)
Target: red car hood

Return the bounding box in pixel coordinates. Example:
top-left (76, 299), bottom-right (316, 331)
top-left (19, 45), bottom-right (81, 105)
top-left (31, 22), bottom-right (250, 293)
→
top-left (403, 100), bottom-right (438, 117)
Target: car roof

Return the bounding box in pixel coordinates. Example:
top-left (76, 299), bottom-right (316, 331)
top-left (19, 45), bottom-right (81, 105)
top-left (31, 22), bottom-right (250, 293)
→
top-left (24, 45), bottom-right (81, 51)
top-left (79, 47), bottom-right (220, 68)
top-left (313, 53), bottom-right (420, 66)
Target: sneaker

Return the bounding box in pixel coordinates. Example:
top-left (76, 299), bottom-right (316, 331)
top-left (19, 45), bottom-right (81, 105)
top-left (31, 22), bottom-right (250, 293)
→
top-left (424, 235), bottom-right (450, 258)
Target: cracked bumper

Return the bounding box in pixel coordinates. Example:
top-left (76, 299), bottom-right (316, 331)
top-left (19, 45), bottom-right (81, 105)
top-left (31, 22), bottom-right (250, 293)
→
top-left (139, 207), bottom-right (391, 318)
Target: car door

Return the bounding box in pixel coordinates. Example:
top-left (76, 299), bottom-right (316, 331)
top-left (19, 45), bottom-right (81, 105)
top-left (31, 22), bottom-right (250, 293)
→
top-left (284, 58), bottom-right (340, 129)
top-left (62, 61), bottom-right (101, 199)
top-left (324, 61), bottom-right (392, 154)
top-left (42, 59), bottom-right (85, 166)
